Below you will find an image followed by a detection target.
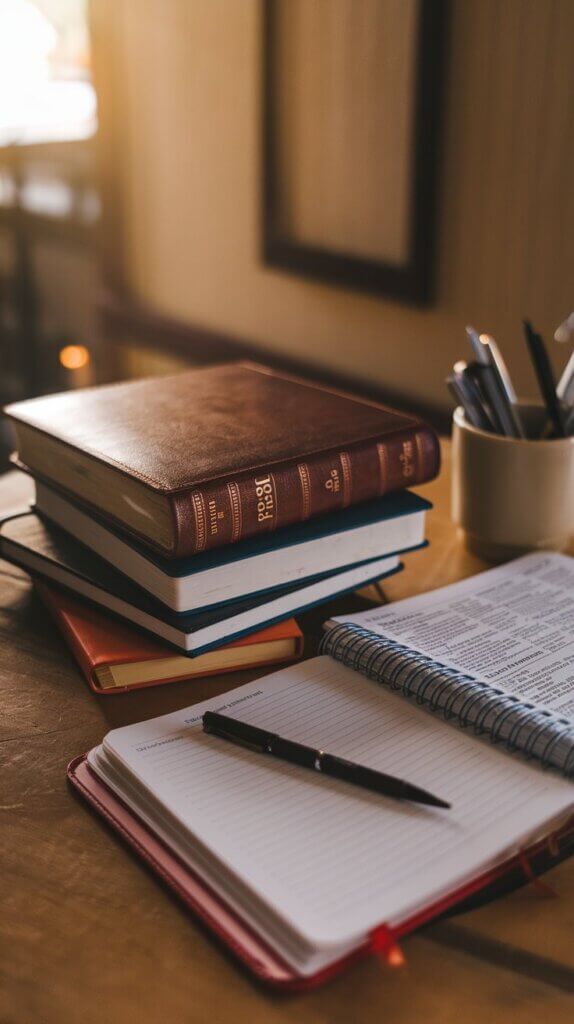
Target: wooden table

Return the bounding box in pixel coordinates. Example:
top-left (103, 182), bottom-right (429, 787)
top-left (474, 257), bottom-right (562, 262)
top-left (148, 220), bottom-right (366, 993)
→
top-left (1, 447), bottom-right (573, 1023)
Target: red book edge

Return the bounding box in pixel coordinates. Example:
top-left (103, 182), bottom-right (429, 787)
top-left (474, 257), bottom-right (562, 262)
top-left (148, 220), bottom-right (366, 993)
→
top-left (67, 754), bottom-right (574, 990)
top-left (36, 582), bottom-right (303, 695)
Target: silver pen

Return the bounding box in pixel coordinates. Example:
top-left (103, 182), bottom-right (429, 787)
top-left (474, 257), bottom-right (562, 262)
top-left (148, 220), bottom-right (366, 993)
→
top-left (479, 334), bottom-right (525, 438)
top-left (557, 350), bottom-right (574, 407)
top-left (465, 325), bottom-right (490, 365)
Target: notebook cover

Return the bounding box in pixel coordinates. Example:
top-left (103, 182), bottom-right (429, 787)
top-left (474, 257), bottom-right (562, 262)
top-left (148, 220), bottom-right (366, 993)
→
top-left (6, 363), bottom-right (440, 556)
top-left (67, 755), bottom-right (574, 991)
top-left (37, 581), bottom-right (303, 694)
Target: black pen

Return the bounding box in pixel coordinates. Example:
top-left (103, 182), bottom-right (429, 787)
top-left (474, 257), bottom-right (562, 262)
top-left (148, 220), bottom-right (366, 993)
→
top-left (447, 364), bottom-right (493, 431)
top-left (465, 362), bottom-right (506, 434)
top-left (447, 373), bottom-right (488, 431)
top-left (522, 320), bottom-right (567, 437)
top-left (202, 711), bottom-right (450, 809)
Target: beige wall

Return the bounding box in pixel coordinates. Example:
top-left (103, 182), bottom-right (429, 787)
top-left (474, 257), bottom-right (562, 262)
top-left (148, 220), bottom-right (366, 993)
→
top-left (100, 0), bottom-right (574, 411)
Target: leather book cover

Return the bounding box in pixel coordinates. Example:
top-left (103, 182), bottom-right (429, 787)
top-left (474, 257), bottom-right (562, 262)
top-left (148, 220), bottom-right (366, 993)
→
top-left (6, 362), bottom-right (440, 557)
top-left (37, 581), bottom-right (303, 693)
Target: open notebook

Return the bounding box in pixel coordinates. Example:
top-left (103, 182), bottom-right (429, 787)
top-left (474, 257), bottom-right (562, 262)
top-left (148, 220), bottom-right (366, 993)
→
top-left (71, 603), bottom-right (574, 986)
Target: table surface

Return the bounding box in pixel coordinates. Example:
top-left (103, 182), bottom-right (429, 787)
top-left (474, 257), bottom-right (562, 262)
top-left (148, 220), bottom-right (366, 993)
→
top-left (1, 446), bottom-right (573, 1023)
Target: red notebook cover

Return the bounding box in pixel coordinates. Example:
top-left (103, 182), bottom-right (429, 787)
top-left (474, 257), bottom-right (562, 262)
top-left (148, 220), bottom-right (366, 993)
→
top-left (68, 755), bottom-right (574, 991)
top-left (37, 582), bottom-right (303, 694)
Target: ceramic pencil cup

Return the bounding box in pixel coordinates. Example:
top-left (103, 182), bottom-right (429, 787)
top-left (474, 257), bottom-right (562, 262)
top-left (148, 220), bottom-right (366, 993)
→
top-left (452, 403), bottom-right (574, 562)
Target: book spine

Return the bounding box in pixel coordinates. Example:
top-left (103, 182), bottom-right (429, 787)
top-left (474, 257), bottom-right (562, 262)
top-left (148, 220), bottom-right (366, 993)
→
top-left (169, 425), bottom-right (440, 557)
top-left (320, 622), bottom-right (574, 776)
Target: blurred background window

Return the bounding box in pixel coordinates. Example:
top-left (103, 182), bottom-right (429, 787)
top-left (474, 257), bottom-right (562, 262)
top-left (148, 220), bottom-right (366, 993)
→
top-left (0, 0), bottom-right (101, 463)
top-left (0, 0), bottom-right (96, 146)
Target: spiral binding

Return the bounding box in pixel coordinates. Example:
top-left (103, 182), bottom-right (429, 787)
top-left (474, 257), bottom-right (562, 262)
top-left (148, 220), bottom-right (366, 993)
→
top-left (320, 623), bottom-right (574, 776)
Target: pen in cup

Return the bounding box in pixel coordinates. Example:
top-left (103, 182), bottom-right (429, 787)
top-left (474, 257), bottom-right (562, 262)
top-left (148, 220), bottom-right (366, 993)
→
top-left (522, 320), bottom-right (567, 438)
top-left (447, 361), bottom-right (493, 431)
top-left (464, 326), bottom-right (520, 437)
top-left (557, 350), bottom-right (574, 408)
top-left (451, 320), bottom-right (574, 438)
top-left (479, 334), bottom-right (525, 437)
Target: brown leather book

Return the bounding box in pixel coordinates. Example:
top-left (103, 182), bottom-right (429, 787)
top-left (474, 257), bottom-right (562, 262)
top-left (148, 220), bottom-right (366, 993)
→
top-left (5, 362), bottom-right (439, 558)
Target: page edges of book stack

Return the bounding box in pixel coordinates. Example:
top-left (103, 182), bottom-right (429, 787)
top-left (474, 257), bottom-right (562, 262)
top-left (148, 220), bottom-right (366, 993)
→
top-left (37, 581), bottom-right (304, 693)
top-left (2, 361), bottom-right (437, 662)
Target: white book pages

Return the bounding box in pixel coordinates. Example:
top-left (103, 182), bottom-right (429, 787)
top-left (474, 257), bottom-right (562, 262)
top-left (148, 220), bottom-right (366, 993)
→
top-left (335, 553), bottom-right (574, 719)
top-left (89, 657), bottom-right (573, 970)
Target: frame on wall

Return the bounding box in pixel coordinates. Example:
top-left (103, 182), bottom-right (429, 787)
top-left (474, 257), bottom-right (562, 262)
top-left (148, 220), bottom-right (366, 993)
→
top-left (262, 0), bottom-right (449, 306)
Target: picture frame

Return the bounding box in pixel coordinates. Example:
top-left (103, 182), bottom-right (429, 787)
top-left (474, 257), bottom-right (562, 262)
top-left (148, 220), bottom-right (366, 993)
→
top-left (262, 0), bottom-right (449, 306)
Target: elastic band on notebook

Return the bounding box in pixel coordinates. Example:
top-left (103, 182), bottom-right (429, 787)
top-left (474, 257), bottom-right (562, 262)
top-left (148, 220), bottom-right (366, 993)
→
top-left (547, 834), bottom-right (560, 858)
top-left (517, 849), bottom-right (557, 898)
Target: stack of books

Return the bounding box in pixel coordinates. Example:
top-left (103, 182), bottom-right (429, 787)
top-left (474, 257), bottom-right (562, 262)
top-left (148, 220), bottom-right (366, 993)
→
top-left (2, 362), bottom-right (440, 692)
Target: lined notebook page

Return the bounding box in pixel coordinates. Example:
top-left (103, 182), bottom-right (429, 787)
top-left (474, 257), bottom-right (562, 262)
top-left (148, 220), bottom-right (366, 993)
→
top-left (102, 658), bottom-right (572, 949)
top-left (335, 552), bottom-right (574, 718)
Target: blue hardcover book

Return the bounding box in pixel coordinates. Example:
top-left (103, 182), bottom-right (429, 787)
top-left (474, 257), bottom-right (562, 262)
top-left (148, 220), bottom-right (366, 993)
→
top-left (0, 512), bottom-right (404, 655)
top-left (34, 481), bottom-right (429, 613)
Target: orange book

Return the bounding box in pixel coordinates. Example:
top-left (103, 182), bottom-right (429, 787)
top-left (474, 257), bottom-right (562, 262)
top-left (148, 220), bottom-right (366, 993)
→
top-left (36, 582), bottom-right (303, 694)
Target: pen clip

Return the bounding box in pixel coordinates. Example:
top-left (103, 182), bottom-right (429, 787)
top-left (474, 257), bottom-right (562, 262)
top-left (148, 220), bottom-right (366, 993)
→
top-left (202, 712), bottom-right (275, 753)
top-left (203, 722), bottom-right (266, 753)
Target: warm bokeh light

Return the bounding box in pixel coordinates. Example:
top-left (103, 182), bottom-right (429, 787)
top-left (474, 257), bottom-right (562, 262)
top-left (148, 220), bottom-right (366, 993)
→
top-left (59, 344), bottom-right (90, 370)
